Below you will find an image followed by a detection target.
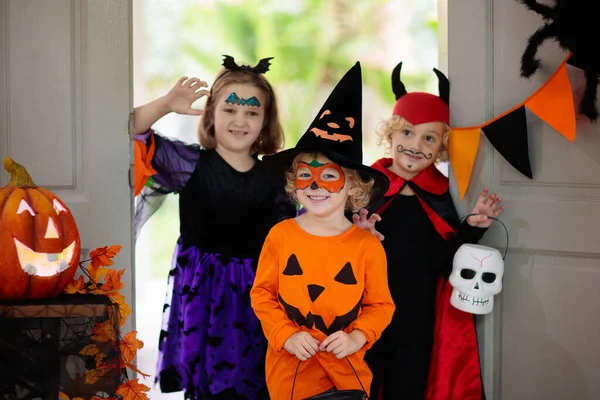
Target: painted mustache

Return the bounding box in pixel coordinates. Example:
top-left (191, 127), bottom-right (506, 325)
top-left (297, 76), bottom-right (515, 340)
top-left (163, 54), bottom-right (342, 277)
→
top-left (396, 145), bottom-right (433, 160)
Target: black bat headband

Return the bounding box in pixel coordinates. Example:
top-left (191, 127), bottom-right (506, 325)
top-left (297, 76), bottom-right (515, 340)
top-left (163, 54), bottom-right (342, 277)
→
top-left (221, 55), bottom-right (273, 74)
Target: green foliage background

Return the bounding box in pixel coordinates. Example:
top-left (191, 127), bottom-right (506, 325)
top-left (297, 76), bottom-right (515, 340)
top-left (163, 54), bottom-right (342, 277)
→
top-left (137, 0), bottom-right (439, 278)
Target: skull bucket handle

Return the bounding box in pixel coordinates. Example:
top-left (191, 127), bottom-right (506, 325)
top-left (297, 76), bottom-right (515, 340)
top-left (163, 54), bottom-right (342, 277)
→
top-left (459, 214), bottom-right (509, 259)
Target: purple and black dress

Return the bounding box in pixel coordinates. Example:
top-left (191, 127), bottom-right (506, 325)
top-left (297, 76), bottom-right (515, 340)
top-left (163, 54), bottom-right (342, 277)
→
top-left (134, 131), bottom-right (295, 399)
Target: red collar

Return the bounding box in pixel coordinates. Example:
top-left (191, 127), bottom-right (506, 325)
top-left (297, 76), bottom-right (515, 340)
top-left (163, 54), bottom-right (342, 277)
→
top-left (371, 158), bottom-right (449, 197)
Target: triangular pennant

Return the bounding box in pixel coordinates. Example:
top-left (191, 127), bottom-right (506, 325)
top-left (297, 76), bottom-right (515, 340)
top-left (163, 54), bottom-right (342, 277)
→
top-left (525, 63), bottom-right (576, 142)
top-left (448, 127), bottom-right (481, 200)
top-left (482, 106), bottom-right (533, 178)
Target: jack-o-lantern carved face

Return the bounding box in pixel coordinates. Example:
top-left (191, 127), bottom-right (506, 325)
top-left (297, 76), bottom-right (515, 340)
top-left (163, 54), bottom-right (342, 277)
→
top-left (0, 158), bottom-right (81, 299)
top-left (310, 110), bottom-right (355, 143)
top-left (278, 254), bottom-right (363, 336)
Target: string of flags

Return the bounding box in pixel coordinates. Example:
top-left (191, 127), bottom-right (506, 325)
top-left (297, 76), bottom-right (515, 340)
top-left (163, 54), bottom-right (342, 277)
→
top-left (448, 53), bottom-right (576, 199)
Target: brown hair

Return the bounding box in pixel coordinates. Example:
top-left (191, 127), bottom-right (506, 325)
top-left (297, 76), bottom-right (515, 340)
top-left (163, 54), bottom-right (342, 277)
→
top-left (198, 69), bottom-right (284, 155)
top-left (284, 153), bottom-right (375, 212)
top-left (376, 115), bottom-right (450, 162)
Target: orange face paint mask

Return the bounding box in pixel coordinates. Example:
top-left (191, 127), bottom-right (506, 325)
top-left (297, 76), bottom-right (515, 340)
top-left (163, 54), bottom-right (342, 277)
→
top-left (296, 160), bottom-right (345, 193)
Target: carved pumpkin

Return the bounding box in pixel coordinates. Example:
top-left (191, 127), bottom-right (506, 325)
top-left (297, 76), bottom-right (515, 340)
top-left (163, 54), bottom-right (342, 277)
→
top-left (310, 109), bottom-right (355, 143)
top-left (0, 157), bottom-right (81, 299)
top-left (278, 254), bottom-right (362, 335)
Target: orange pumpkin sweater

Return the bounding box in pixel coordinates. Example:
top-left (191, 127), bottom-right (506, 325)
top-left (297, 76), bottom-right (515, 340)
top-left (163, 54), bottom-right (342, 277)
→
top-left (251, 219), bottom-right (395, 400)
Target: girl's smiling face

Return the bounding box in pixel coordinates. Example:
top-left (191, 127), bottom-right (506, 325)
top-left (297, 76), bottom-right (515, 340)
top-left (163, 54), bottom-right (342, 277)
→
top-left (213, 83), bottom-right (265, 155)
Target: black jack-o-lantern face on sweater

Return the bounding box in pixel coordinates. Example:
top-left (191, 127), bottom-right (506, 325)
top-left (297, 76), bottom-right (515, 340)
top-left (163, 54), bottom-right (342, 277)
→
top-left (278, 254), bottom-right (363, 336)
top-left (310, 110), bottom-right (355, 143)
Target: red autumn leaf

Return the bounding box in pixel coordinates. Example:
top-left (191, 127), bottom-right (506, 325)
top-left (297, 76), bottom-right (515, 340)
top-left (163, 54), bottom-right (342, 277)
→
top-left (115, 378), bottom-right (150, 400)
top-left (64, 275), bottom-right (86, 294)
top-left (120, 330), bottom-right (144, 364)
top-left (89, 245), bottom-right (122, 269)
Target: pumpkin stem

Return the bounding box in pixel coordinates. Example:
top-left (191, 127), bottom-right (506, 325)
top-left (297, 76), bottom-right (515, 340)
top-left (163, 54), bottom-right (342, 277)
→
top-left (3, 157), bottom-right (37, 188)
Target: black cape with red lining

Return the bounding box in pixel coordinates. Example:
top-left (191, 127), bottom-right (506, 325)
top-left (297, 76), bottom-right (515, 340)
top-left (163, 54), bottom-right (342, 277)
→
top-left (365, 158), bottom-right (486, 400)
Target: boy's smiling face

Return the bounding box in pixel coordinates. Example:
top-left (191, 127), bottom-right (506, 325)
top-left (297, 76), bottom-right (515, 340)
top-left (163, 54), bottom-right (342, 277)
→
top-left (295, 153), bottom-right (349, 217)
top-left (390, 121), bottom-right (446, 179)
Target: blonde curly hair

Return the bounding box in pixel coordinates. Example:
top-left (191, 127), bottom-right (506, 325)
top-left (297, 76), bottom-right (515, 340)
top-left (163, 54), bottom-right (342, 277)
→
top-left (284, 153), bottom-right (374, 213)
top-left (375, 115), bottom-right (450, 162)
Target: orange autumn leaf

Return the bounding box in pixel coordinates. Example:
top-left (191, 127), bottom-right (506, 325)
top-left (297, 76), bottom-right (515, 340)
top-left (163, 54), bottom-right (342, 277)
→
top-left (64, 275), bottom-right (86, 294)
top-left (125, 361), bottom-right (151, 378)
top-left (84, 365), bottom-right (110, 384)
top-left (87, 264), bottom-right (109, 283)
top-left (109, 292), bottom-right (131, 327)
top-left (120, 331), bottom-right (144, 364)
top-left (95, 352), bottom-right (107, 364)
top-left (59, 395), bottom-right (83, 400)
top-left (79, 344), bottom-right (100, 356)
top-left (98, 269), bottom-right (125, 293)
top-left (91, 321), bottom-right (116, 343)
top-left (116, 378), bottom-right (150, 400)
top-left (89, 245), bottom-right (122, 269)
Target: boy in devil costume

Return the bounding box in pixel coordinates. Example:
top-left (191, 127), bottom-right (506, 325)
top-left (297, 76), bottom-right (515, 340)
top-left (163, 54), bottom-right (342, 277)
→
top-left (363, 62), bottom-right (505, 400)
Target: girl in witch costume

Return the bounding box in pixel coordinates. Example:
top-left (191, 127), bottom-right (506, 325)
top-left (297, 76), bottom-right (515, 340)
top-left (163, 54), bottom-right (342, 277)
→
top-left (132, 56), bottom-right (297, 399)
top-left (363, 62), bottom-right (505, 400)
top-left (250, 63), bottom-right (395, 400)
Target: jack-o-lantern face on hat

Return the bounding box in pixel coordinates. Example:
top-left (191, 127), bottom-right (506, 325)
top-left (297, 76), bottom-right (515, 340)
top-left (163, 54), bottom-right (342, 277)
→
top-left (310, 110), bottom-right (355, 143)
top-left (0, 158), bottom-right (81, 299)
top-left (278, 254), bottom-right (363, 336)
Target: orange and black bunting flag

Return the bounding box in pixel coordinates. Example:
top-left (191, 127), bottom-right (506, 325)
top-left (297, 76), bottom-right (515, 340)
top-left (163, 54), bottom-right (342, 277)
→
top-left (481, 105), bottom-right (532, 179)
top-left (449, 53), bottom-right (577, 199)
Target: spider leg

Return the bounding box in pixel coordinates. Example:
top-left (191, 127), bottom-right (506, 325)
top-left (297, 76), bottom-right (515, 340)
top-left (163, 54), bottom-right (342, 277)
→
top-left (516, 0), bottom-right (555, 20)
top-left (580, 68), bottom-right (600, 121)
top-left (520, 23), bottom-right (556, 78)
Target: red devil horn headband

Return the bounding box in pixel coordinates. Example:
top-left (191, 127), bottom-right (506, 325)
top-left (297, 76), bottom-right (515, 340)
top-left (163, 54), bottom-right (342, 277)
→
top-left (391, 62), bottom-right (450, 125)
top-left (391, 62), bottom-right (450, 105)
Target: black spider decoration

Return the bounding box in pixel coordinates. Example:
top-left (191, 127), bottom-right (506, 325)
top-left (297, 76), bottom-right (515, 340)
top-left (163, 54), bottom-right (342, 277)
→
top-left (222, 55), bottom-right (273, 75)
top-left (517, 0), bottom-right (600, 120)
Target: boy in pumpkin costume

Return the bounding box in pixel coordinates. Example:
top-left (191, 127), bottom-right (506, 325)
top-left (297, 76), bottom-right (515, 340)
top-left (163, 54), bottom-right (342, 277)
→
top-left (363, 62), bottom-right (505, 400)
top-left (250, 63), bottom-right (395, 400)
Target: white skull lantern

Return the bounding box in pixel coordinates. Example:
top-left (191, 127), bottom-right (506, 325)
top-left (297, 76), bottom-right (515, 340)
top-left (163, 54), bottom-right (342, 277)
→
top-left (448, 243), bottom-right (504, 314)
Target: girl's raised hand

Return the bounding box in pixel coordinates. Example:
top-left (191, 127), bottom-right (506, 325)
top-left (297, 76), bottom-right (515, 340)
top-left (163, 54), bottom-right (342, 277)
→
top-left (284, 332), bottom-right (321, 361)
top-left (164, 77), bottom-right (210, 116)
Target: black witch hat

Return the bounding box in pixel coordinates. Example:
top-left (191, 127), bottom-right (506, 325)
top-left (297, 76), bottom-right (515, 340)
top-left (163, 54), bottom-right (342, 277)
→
top-left (263, 62), bottom-right (389, 204)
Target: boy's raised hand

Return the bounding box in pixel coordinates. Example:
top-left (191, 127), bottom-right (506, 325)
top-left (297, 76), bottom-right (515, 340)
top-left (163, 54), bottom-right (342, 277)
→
top-left (284, 332), bottom-right (320, 361)
top-left (164, 76), bottom-right (210, 116)
top-left (320, 330), bottom-right (366, 359)
top-left (467, 187), bottom-right (505, 228)
top-left (352, 208), bottom-right (384, 241)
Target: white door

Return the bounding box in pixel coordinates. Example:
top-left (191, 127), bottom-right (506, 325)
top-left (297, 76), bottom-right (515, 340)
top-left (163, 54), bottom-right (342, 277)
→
top-left (0, 0), bottom-right (134, 332)
top-left (447, 0), bottom-right (600, 399)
